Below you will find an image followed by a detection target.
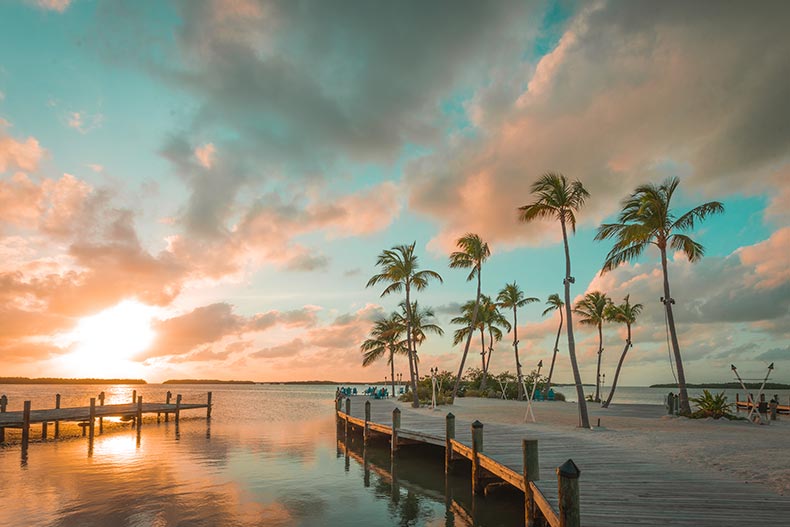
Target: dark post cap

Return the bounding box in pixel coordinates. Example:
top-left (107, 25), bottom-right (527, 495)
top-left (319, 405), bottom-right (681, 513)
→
top-left (446, 412), bottom-right (455, 418)
top-left (393, 407), bottom-right (401, 414)
top-left (557, 459), bottom-right (580, 478)
top-left (472, 420), bottom-right (483, 429)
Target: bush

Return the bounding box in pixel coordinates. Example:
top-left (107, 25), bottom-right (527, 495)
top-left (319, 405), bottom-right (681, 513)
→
top-left (689, 390), bottom-right (736, 420)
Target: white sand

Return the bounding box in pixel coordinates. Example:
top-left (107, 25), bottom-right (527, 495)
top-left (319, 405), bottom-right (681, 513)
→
top-left (429, 397), bottom-right (790, 496)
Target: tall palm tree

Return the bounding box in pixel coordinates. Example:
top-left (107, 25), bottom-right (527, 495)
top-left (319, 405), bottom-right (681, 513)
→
top-left (449, 233), bottom-right (491, 401)
top-left (367, 243), bottom-right (443, 407)
top-left (602, 295), bottom-right (643, 408)
top-left (595, 176), bottom-right (723, 415)
top-left (478, 295), bottom-right (511, 391)
top-left (542, 293), bottom-right (564, 397)
top-left (361, 313), bottom-right (407, 396)
top-left (397, 300), bottom-right (444, 381)
top-left (518, 173), bottom-right (592, 428)
top-left (574, 291), bottom-right (612, 403)
top-left (496, 282), bottom-right (538, 400)
top-left (451, 299), bottom-right (485, 385)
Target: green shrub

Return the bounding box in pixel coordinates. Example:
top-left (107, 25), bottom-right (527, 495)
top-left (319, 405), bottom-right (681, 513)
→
top-left (689, 390), bottom-right (736, 420)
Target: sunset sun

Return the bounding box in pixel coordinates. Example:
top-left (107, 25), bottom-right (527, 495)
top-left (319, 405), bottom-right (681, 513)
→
top-left (58, 300), bottom-right (157, 377)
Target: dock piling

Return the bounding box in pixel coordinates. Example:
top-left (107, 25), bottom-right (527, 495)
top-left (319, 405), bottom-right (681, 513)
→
top-left (557, 459), bottom-right (581, 527)
top-left (41, 420), bottom-right (47, 441)
top-left (0, 394), bottom-right (7, 412)
top-left (345, 398), bottom-right (351, 436)
top-left (523, 439), bottom-right (540, 526)
top-left (165, 391), bottom-right (172, 422)
top-left (364, 400), bottom-right (370, 445)
top-left (207, 392), bottom-right (212, 419)
top-left (391, 407), bottom-right (401, 459)
top-left (88, 398), bottom-right (96, 443)
top-left (21, 401), bottom-right (31, 453)
top-left (98, 391), bottom-right (105, 433)
top-left (175, 394), bottom-right (182, 425)
top-left (471, 420), bottom-right (484, 495)
top-left (54, 394), bottom-right (60, 439)
top-left (445, 412), bottom-right (455, 475)
top-left (136, 396), bottom-right (143, 432)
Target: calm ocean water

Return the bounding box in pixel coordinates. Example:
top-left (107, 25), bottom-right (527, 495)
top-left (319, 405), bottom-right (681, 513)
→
top-left (1, 383), bottom-right (787, 527)
top-left (0, 384), bottom-right (523, 527)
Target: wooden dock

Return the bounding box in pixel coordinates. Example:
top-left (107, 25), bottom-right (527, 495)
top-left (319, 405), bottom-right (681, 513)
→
top-left (337, 396), bottom-right (790, 527)
top-left (0, 391), bottom-right (211, 455)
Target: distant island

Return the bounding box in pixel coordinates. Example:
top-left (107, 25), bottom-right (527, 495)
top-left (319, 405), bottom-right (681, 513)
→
top-left (650, 382), bottom-right (790, 389)
top-left (0, 377), bottom-right (147, 385)
top-left (163, 379), bottom-right (256, 384)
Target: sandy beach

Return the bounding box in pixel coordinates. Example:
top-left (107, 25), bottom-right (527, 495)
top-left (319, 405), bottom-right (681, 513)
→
top-left (414, 397), bottom-right (790, 496)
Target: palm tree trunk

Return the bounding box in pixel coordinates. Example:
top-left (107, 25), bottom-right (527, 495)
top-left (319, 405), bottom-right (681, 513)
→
top-left (479, 329), bottom-right (487, 391)
top-left (485, 328), bottom-right (494, 373)
top-left (513, 307), bottom-right (524, 400)
top-left (602, 325), bottom-right (630, 408)
top-left (452, 268), bottom-right (482, 401)
top-left (404, 284), bottom-right (420, 408)
top-left (390, 347), bottom-right (396, 397)
top-left (544, 310), bottom-right (562, 397)
top-left (594, 323), bottom-right (603, 402)
top-left (561, 216), bottom-right (591, 428)
top-left (660, 246), bottom-right (691, 415)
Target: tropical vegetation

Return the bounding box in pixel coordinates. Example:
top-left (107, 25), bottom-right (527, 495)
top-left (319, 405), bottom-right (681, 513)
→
top-left (573, 291), bottom-right (612, 403)
top-left (601, 295), bottom-right (643, 408)
top-left (497, 282), bottom-right (538, 400)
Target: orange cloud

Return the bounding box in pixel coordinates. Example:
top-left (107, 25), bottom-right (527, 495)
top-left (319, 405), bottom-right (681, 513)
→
top-left (0, 123), bottom-right (44, 173)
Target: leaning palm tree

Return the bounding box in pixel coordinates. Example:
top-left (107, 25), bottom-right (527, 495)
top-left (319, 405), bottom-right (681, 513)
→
top-left (497, 282), bottom-right (539, 400)
top-left (602, 295), bottom-right (643, 408)
top-left (478, 295), bottom-right (511, 391)
top-left (595, 176), bottom-right (723, 415)
top-left (518, 173), bottom-right (591, 428)
top-left (367, 243), bottom-right (443, 407)
top-left (449, 233), bottom-right (491, 400)
top-left (542, 293), bottom-right (564, 397)
top-left (398, 300), bottom-right (444, 381)
top-left (361, 313), bottom-right (407, 396)
top-left (451, 299), bottom-right (484, 375)
top-left (574, 291), bottom-right (612, 403)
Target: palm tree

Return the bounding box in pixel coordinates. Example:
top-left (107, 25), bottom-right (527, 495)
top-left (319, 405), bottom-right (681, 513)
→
top-left (574, 291), bottom-right (612, 403)
top-left (451, 299), bottom-right (484, 385)
top-left (602, 295), bottom-right (643, 408)
top-left (496, 282), bottom-right (538, 400)
top-left (542, 293), bottom-right (564, 397)
top-left (449, 233), bottom-right (491, 401)
top-left (367, 243), bottom-right (443, 407)
top-left (518, 173), bottom-right (592, 428)
top-left (595, 176), bottom-right (723, 415)
top-left (398, 300), bottom-right (444, 381)
top-left (478, 295), bottom-right (511, 391)
top-left (361, 313), bottom-right (407, 396)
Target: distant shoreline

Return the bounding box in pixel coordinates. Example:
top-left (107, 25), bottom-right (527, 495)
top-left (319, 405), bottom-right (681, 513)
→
top-left (163, 379), bottom-right (256, 385)
top-left (0, 377), bottom-right (147, 385)
top-left (649, 382), bottom-right (790, 389)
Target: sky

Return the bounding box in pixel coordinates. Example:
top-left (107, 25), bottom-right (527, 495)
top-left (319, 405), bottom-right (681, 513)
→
top-left (0, 0), bottom-right (788, 386)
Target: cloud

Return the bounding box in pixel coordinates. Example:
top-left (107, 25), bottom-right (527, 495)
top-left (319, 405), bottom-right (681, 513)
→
top-left (29, 0), bottom-right (71, 12)
top-left (0, 122), bottom-right (44, 173)
top-left (405, 1), bottom-right (790, 249)
top-left (67, 111), bottom-right (104, 134)
top-left (194, 142), bottom-right (216, 169)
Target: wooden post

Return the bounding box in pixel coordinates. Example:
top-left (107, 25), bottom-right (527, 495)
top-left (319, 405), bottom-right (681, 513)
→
top-left (770, 400), bottom-right (778, 421)
top-left (471, 420), bottom-right (484, 495)
top-left (206, 392), bottom-right (213, 419)
top-left (391, 407), bottom-right (401, 459)
top-left (165, 391), bottom-right (172, 422)
top-left (88, 397), bottom-right (96, 442)
top-left (364, 400), bottom-right (371, 445)
top-left (21, 401), bottom-right (31, 452)
top-left (98, 391), bottom-right (105, 433)
top-left (175, 394), bottom-right (182, 425)
top-left (344, 398), bottom-right (351, 436)
top-left (445, 412), bottom-right (455, 475)
top-left (0, 394), bottom-right (7, 412)
top-left (523, 439), bottom-right (540, 526)
top-left (41, 420), bottom-right (47, 441)
top-left (136, 396), bottom-right (143, 432)
top-left (557, 459), bottom-right (581, 527)
top-left (54, 394), bottom-right (61, 439)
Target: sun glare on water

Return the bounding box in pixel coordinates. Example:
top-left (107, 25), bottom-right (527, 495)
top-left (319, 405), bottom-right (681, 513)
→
top-left (57, 300), bottom-right (157, 378)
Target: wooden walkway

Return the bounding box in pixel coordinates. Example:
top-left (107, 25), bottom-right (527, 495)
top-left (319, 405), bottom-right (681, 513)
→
top-left (338, 397), bottom-right (790, 527)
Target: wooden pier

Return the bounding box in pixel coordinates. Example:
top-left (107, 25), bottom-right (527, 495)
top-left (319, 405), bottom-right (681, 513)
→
top-left (0, 391), bottom-right (212, 456)
top-left (337, 396), bottom-right (790, 527)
